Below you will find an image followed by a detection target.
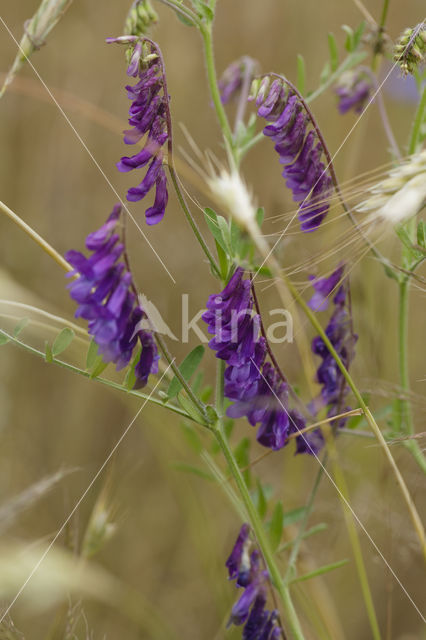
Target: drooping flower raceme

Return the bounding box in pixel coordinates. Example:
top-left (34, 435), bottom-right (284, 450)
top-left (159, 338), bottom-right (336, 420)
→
top-left (310, 265), bottom-right (357, 426)
top-left (253, 76), bottom-right (333, 232)
top-left (203, 268), bottom-right (315, 453)
top-left (226, 524), bottom-right (283, 638)
top-left (334, 70), bottom-right (372, 114)
top-left (65, 204), bottom-right (159, 388)
top-left (107, 37), bottom-right (169, 225)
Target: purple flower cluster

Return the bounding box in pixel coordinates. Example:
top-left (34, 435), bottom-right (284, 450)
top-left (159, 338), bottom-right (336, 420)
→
top-left (254, 77), bottom-right (333, 232)
top-left (65, 204), bottom-right (159, 388)
top-left (226, 524), bottom-right (283, 639)
top-left (218, 56), bottom-right (258, 104)
top-left (309, 266), bottom-right (357, 424)
top-left (335, 71), bottom-right (372, 114)
top-left (115, 39), bottom-right (169, 225)
top-left (203, 268), bottom-right (313, 452)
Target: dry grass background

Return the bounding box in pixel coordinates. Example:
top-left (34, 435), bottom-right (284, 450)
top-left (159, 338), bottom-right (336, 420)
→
top-left (0, 0), bottom-right (425, 638)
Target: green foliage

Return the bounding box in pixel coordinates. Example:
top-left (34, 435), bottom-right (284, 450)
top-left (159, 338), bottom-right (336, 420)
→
top-left (172, 462), bottom-right (214, 481)
top-left (167, 345), bottom-right (205, 399)
top-left (234, 437), bottom-right (251, 487)
top-left (52, 327), bottom-right (74, 356)
top-left (269, 501), bottom-right (284, 552)
top-left (327, 33), bottom-right (339, 71)
top-left (290, 559), bottom-right (349, 584)
top-left (13, 318), bottom-right (28, 337)
top-left (296, 54), bottom-right (306, 95)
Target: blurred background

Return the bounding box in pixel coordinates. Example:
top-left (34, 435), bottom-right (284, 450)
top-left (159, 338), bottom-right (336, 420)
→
top-left (0, 0), bottom-right (425, 638)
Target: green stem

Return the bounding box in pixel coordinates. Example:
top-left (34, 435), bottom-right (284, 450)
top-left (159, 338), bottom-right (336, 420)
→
top-left (325, 428), bottom-right (382, 640)
top-left (283, 463), bottom-right (325, 584)
top-left (372, 0), bottom-right (390, 71)
top-left (154, 0), bottom-right (200, 26)
top-left (282, 275), bottom-right (426, 559)
top-left (214, 426), bottom-right (305, 640)
top-left (0, 328), bottom-right (205, 425)
top-left (395, 88), bottom-right (426, 442)
top-left (199, 22), bottom-right (237, 164)
top-left (167, 167), bottom-right (220, 277)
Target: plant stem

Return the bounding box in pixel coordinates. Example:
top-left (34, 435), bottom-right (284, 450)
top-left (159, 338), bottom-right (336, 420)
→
top-left (0, 199), bottom-right (72, 273)
top-left (0, 328), bottom-right (200, 424)
top-left (395, 88), bottom-right (426, 442)
top-left (372, 0), bottom-right (390, 71)
top-left (324, 427), bottom-right (382, 640)
top-left (154, 0), bottom-right (200, 26)
top-left (199, 22), bottom-right (237, 164)
top-left (282, 275), bottom-right (426, 559)
top-left (214, 426), bottom-right (305, 640)
top-left (283, 463), bottom-right (325, 584)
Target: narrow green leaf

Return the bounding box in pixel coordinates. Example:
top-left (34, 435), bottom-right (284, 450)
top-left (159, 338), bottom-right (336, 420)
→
top-left (216, 240), bottom-right (229, 281)
top-left (269, 501), bottom-right (284, 552)
top-left (283, 506), bottom-right (308, 527)
top-left (217, 215), bottom-right (233, 255)
top-left (230, 219), bottom-right (241, 256)
top-left (204, 208), bottom-right (227, 251)
top-left (342, 25), bottom-right (354, 52)
top-left (296, 54), bottom-right (306, 95)
top-left (52, 327), bottom-right (75, 357)
top-left (417, 220), bottom-right (426, 248)
top-left (291, 559), bottom-right (349, 584)
top-left (172, 462), bottom-right (214, 481)
top-left (256, 479), bottom-right (268, 520)
top-left (123, 346), bottom-right (141, 390)
top-left (86, 339), bottom-right (99, 370)
top-left (352, 21), bottom-right (366, 49)
top-left (327, 33), bottom-right (339, 71)
top-left (396, 225), bottom-right (423, 260)
top-left (167, 345), bottom-right (205, 399)
top-left (200, 384), bottom-right (213, 403)
top-left (45, 341), bottom-right (53, 363)
top-left (177, 392), bottom-right (205, 424)
top-left (13, 318), bottom-right (29, 337)
top-left (255, 207), bottom-right (265, 227)
top-left (89, 357), bottom-right (109, 379)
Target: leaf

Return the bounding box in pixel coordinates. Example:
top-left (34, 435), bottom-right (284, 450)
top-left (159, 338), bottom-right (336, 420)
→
top-left (123, 346), bottom-right (141, 390)
top-left (45, 341), bottom-right (53, 363)
top-left (255, 479), bottom-right (268, 520)
top-left (291, 559), bottom-right (349, 584)
top-left (172, 462), bottom-right (214, 481)
top-left (296, 54), bottom-right (306, 95)
top-left (255, 207), bottom-right (265, 227)
top-left (342, 25), bottom-right (354, 52)
top-left (204, 208), bottom-right (227, 251)
top-left (0, 331), bottom-right (10, 346)
top-left (177, 393), bottom-right (206, 424)
top-left (217, 215), bottom-right (233, 255)
top-left (89, 357), bottom-right (109, 379)
top-left (167, 345), bottom-right (205, 399)
top-left (230, 219), bottom-right (241, 256)
top-left (13, 318), bottom-right (29, 337)
top-left (234, 437), bottom-right (251, 487)
top-left (327, 33), bottom-right (339, 72)
top-left (353, 21), bottom-right (366, 50)
top-left (417, 220), bottom-right (426, 248)
top-left (200, 384), bottom-right (213, 403)
top-left (395, 225), bottom-right (423, 261)
top-left (86, 339), bottom-right (99, 370)
top-left (52, 328), bottom-right (75, 357)
top-left (269, 501), bottom-right (284, 552)
top-left (283, 506), bottom-right (308, 527)
top-left (216, 239), bottom-right (229, 281)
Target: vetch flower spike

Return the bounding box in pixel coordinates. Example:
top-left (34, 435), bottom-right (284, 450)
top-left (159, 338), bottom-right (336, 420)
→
top-left (226, 525), bottom-right (284, 638)
top-left (252, 74), bottom-right (333, 232)
top-left (107, 37), bottom-right (170, 225)
top-left (65, 204), bottom-right (159, 387)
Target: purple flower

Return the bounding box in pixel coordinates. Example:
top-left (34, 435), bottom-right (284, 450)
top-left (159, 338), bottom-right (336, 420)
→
top-left (335, 71), bottom-right (372, 114)
top-left (65, 204), bottom-right (159, 387)
top-left (219, 56), bottom-right (258, 104)
top-left (226, 527), bottom-right (284, 638)
top-left (310, 265), bottom-right (357, 422)
top-left (255, 78), bottom-right (332, 232)
top-left (308, 265), bottom-right (345, 311)
top-left (110, 38), bottom-right (169, 225)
